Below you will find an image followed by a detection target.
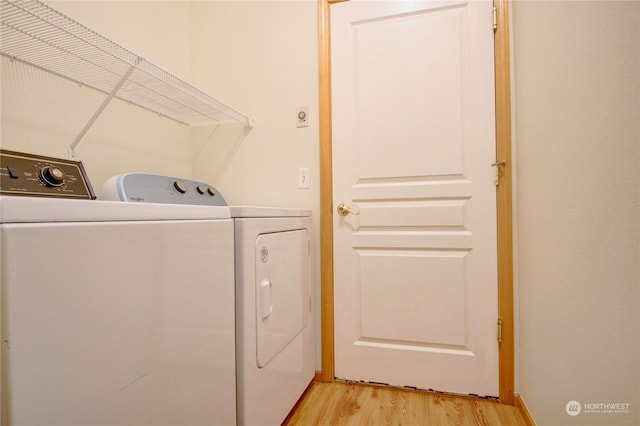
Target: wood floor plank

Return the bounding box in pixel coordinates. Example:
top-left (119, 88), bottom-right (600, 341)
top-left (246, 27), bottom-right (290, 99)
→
top-left (283, 381), bottom-right (527, 426)
top-left (403, 387), bottom-right (432, 424)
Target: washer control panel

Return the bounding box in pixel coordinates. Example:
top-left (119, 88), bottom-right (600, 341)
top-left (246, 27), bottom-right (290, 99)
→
top-left (0, 149), bottom-right (96, 199)
top-left (101, 173), bottom-right (227, 206)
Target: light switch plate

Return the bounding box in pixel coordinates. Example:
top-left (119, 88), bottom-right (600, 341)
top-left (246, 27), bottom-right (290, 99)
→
top-left (298, 167), bottom-right (310, 188)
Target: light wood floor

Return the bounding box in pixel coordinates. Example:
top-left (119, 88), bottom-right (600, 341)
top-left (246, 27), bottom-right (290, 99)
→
top-left (283, 381), bottom-right (527, 426)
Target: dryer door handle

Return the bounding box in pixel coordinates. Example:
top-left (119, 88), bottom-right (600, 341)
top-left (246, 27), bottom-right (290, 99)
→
top-left (260, 279), bottom-right (273, 320)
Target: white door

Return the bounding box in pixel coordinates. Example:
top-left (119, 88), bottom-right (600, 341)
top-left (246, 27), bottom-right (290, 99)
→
top-left (332, 0), bottom-right (498, 396)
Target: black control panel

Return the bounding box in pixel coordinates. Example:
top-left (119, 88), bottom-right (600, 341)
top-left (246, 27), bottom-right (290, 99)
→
top-left (0, 149), bottom-right (96, 199)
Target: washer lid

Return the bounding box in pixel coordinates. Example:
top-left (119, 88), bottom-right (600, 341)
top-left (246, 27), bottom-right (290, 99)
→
top-left (229, 206), bottom-right (311, 218)
top-left (0, 196), bottom-right (231, 223)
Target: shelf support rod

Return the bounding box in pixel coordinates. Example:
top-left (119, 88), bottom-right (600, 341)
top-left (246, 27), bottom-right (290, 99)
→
top-left (68, 60), bottom-right (140, 159)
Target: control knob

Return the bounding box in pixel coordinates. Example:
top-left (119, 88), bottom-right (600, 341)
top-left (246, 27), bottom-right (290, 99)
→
top-left (173, 180), bottom-right (188, 194)
top-left (40, 166), bottom-right (65, 187)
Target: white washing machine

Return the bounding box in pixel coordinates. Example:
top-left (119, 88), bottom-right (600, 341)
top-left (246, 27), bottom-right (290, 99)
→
top-left (231, 206), bottom-right (313, 426)
top-left (1, 151), bottom-right (237, 426)
top-left (103, 173), bottom-right (315, 426)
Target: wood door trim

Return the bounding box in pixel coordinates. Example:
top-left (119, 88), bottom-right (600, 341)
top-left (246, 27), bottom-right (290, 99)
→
top-left (317, 0), bottom-right (515, 404)
top-left (318, 0), bottom-right (335, 383)
top-left (493, 0), bottom-right (515, 405)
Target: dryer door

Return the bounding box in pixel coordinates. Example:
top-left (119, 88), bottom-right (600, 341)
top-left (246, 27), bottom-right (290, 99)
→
top-left (255, 229), bottom-right (310, 368)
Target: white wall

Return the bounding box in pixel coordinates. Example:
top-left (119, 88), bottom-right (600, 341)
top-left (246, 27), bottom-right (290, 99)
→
top-left (512, 1), bottom-right (639, 425)
top-left (1, 1), bottom-right (195, 189)
top-left (189, 1), bottom-right (319, 206)
top-left (1, 0), bottom-right (321, 368)
top-left (187, 1), bottom-right (322, 367)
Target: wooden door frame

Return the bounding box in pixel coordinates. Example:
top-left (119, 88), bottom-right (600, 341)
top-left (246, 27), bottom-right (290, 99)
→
top-left (316, 0), bottom-right (515, 405)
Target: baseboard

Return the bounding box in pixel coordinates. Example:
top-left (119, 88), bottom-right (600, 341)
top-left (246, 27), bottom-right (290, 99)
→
top-left (514, 393), bottom-right (536, 426)
top-left (314, 370), bottom-right (325, 382)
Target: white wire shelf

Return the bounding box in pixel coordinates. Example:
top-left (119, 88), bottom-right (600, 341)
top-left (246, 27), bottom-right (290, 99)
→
top-left (0, 0), bottom-right (254, 129)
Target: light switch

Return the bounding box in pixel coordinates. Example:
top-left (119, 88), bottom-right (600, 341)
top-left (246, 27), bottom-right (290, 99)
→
top-left (298, 167), bottom-right (310, 189)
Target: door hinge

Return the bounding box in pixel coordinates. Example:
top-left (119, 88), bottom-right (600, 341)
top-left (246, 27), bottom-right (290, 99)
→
top-left (497, 319), bottom-right (503, 344)
top-left (491, 160), bottom-right (506, 186)
top-left (493, 6), bottom-right (497, 31)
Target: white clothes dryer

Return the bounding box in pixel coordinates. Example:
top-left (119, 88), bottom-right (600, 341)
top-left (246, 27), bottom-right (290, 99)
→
top-left (231, 206), bottom-right (313, 426)
top-left (103, 174), bottom-right (315, 426)
top-left (1, 152), bottom-right (237, 426)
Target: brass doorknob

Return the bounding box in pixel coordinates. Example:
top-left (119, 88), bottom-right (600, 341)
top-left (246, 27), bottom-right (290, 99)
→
top-left (337, 203), bottom-right (360, 216)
